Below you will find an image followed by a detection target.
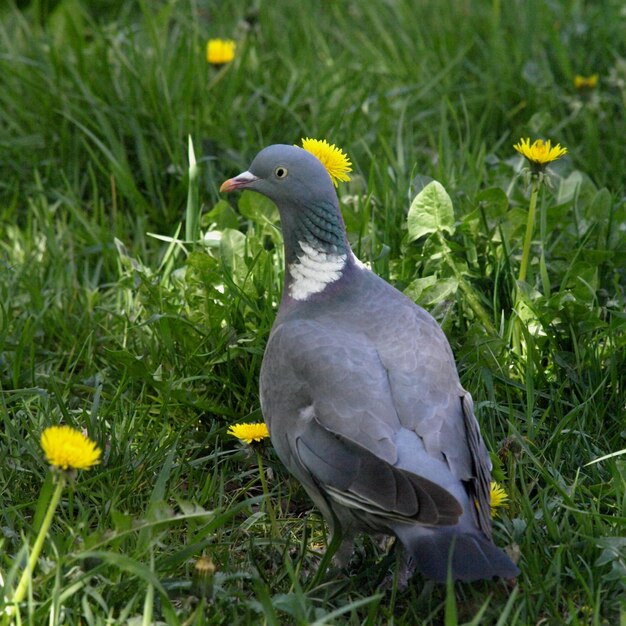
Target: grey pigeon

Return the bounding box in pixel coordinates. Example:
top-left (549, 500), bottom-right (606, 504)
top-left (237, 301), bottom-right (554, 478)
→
top-left (220, 144), bottom-right (519, 583)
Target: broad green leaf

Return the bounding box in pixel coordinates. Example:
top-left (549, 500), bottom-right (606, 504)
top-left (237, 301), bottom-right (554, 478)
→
top-left (556, 170), bottom-right (597, 206)
top-left (407, 180), bottom-right (455, 241)
top-left (404, 276), bottom-right (459, 306)
top-left (496, 207), bottom-right (527, 244)
top-left (238, 190), bottom-right (279, 224)
top-left (556, 171), bottom-right (585, 205)
top-left (588, 188), bottom-right (612, 221)
top-left (219, 228), bottom-right (247, 272)
top-left (403, 275), bottom-right (437, 302)
top-left (476, 187), bottom-right (509, 223)
top-left (203, 199), bottom-right (240, 231)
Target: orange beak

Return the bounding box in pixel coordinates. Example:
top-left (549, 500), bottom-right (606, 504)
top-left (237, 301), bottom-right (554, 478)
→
top-left (219, 170), bottom-right (259, 193)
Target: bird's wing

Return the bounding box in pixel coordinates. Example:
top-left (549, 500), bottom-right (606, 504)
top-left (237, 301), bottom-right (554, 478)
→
top-left (260, 318), bottom-right (463, 527)
top-left (261, 317), bottom-right (402, 462)
top-left (461, 392), bottom-right (493, 536)
top-left (365, 289), bottom-right (493, 537)
top-left (295, 415), bottom-right (462, 526)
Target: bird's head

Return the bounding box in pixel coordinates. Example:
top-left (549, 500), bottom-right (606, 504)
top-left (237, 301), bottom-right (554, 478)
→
top-left (220, 143), bottom-right (353, 288)
top-left (220, 144), bottom-right (337, 208)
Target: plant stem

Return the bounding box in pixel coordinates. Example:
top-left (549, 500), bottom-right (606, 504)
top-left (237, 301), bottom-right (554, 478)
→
top-left (10, 474), bottom-right (66, 610)
top-left (141, 550), bottom-right (155, 626)
top-left (518, 177), bottom-right (540, 284)
top-left (256, 449), bottom-right (278, 537)
top-left (511, 176), bottom-right (542, 357)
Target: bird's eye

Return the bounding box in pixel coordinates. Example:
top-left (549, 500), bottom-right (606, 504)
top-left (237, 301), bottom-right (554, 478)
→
top-left (274, 166), bottom-right (288, 179)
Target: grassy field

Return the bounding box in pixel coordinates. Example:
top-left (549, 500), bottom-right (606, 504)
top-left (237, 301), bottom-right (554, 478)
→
top-left (1, 0), bottom-right (625, 623)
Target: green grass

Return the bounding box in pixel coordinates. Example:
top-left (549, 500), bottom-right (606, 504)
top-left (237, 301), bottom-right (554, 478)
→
top-left (1, 0), bottom-right (625, 623)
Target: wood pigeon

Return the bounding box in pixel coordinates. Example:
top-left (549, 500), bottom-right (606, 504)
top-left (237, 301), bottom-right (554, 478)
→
top-left (220, 144), bottom-right (519, 583)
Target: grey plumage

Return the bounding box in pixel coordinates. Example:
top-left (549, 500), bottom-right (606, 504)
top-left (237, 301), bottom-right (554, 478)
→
top-left (221, 144), bottom-right (519, 583)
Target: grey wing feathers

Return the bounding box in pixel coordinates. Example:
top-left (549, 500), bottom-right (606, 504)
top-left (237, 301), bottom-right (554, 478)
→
top-left (295, 416), bottom-right (462, 526)
top-left (461, 393), bottom-right (493, 537)
top-left (371, 296), bottom-right (494, 526)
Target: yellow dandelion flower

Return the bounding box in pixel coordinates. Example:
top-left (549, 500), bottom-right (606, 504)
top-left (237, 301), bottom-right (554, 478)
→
top-left (513, 137), bottom-right (567, 175)
top-left (299, 137), bottom-right (352, 187)
top-left (574, 74), bottom-right (599, 91)
top-left (490, 481), bottom-right (509, 518)
top-left (41, 425), bottom-right (101, 471)
top-left (227, 422), bottom-right (270, 444)
top-left (206, 38), bottom-right (236, 65)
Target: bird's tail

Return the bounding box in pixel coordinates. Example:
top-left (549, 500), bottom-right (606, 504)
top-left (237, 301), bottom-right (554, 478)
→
top-left (398, 527), bottom-right (519, 583)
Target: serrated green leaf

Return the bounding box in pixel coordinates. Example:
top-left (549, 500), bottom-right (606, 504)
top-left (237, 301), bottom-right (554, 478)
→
top-left (407, 180), bottom-right (455, 241)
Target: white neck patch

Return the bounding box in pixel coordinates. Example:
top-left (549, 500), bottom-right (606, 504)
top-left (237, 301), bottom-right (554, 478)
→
top-left (288, 241), bottom-right (347, 300)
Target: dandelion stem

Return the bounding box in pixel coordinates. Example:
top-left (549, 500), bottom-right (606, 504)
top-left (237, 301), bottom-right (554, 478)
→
top-left (11, 474), bottom-right (66, 608)
top-left (512, 176), bottom-right (541, 357)
top-left (518, 177), bottom-right (540, 284)
top-left (256, 449), bottom-right (278, 537)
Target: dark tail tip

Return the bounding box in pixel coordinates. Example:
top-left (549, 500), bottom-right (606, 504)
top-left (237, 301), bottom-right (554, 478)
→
top-left (407, 530), bottom-right (520, 583)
